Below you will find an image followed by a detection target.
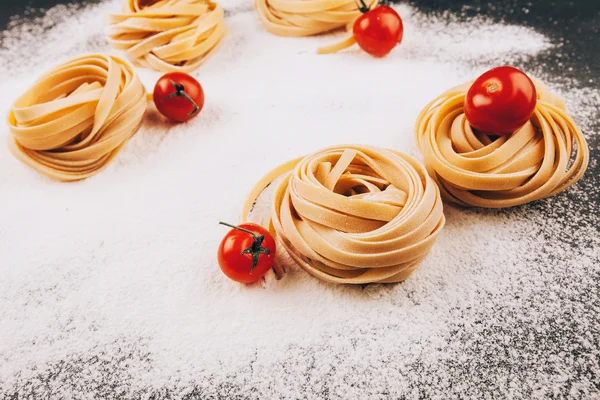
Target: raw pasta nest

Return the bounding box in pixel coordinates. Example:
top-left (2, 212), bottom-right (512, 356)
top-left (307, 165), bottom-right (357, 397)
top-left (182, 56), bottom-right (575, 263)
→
top-left (415, 79), bottom-right (589, 208)
top-left (108, 0), bottom-right (226, 72)
top-left (7, 54), bottom-right (147, 182)
top-left (243, 145), bottom-right (445, 284)
top-left (255, 0), bottom-right (383, 54)
top-left (255, 0), bottom-right (361, 37)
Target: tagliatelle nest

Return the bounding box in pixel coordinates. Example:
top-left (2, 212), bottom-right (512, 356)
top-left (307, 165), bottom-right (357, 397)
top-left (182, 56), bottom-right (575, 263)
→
top-left (243, 145), bottom-right (446, 284)
top-left (415, 79), bottom-right (589, 208)
top-left (7, 54), bottom-right (147, 181)
top-left (108, 0), bottom-right (227, 72)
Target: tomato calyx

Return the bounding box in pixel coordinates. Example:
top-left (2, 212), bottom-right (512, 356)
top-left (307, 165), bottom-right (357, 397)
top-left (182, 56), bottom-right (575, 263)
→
top-left (164, 80), bottom-right (200, 117)
top-left (355, 0), bottom-right (371, 13)
top-left (219, 222), bottom-right (271, 273)
top-left (356, 0), bottom-right (389, 13)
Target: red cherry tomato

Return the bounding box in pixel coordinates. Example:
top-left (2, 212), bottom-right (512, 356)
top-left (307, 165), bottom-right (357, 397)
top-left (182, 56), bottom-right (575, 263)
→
top-left (353, 4), bottom-right (403, 58)
top-left (153, 72), bottom-right (204, 122)
top-left (217, 222), bottom-right (276, 284)
top-left (464, 66), bottom-right (537, 135)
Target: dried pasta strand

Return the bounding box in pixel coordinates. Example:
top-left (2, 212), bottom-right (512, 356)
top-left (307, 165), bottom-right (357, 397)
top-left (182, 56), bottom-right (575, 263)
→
top-left (242, 145), bottom-right (445, 284)
top-left (415, 79), bottom-right (589, 208)
top-left (108, 0), bottom-right (227, 73)
top-left (317, 35), bottom-right (356, 55)
top-left (7, 54), bottom-right (147, 182)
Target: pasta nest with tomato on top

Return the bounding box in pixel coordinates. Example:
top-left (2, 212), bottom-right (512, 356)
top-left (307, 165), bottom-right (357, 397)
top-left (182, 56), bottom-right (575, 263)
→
top-left (415, 79), bottom-right (589, 208)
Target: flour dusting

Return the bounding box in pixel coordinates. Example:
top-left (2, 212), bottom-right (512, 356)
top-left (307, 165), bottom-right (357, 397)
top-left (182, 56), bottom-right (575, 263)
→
top-left (0, 1), bottom-right (598, 399)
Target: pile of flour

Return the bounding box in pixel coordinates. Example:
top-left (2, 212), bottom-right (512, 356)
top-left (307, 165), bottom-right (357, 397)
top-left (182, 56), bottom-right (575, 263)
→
top-left (0, 1), bottom-right (598, 398)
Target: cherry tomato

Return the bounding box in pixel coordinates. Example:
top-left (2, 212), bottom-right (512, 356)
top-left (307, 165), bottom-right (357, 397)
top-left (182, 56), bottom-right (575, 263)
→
top-left (353, 4), bottom-right (403, 58)
top-left (464, 66), bottom-right (537, 135)
top-left (153, 72), bottom-right (204, 122)
top-left (217, 222), bottom-right (276, 284)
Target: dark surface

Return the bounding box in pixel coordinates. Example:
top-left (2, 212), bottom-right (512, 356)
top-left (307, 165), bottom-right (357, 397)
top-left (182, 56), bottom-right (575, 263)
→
top-left (0, 0), bottom-right (95, 29)
top-left (411, 0), bottom-right (600, 81)
top-left (0, 0), bottom-right (598, 399)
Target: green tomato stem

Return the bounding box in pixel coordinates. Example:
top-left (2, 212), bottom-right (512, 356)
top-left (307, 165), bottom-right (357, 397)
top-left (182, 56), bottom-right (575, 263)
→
top-left (356, 0), bottom-right (371, 13)
top-left (163, 80), bottom-right (200, 117)
top-left (219, 221), bottom-right (271, 273)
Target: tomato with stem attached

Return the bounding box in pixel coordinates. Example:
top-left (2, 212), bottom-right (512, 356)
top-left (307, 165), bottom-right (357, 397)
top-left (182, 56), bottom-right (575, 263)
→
top-left (153, 72), bottom-right (204, 122)
top-left (353, 1), bottom-right (403, 58)
top-left (217, 222), bottom-right (276, 284)
top-left (464, 66), bottom-right (537, 135)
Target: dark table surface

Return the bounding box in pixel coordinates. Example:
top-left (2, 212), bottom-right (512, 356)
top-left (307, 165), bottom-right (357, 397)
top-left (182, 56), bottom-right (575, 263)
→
top-left (1, 0), bottom-right (598, 398)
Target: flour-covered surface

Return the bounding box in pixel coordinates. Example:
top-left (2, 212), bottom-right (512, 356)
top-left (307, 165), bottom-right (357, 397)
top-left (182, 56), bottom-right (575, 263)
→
top-left (0, 0), bottom-right (599, 399)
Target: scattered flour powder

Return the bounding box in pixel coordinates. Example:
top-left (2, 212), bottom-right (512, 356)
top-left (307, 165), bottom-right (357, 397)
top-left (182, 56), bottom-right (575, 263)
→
top-left (0, 1), bottom-right (598, 398)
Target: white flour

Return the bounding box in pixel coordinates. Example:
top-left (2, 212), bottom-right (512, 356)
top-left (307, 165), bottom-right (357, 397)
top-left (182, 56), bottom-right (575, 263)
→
top-left (0, 1), bottom-right (598, 398)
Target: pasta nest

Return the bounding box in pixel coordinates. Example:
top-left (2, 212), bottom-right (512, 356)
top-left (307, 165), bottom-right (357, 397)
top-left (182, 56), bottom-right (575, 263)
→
top-left (244, 145), bottom-right (445, 284)
top-left (108, 0), bottom-right (226, 72)
top-left (415, 80), bottom-right (589, 208)
top-left (7, 54), bottom-right (147, 181)
top-left (255, 0), bottom-right (368, 37)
